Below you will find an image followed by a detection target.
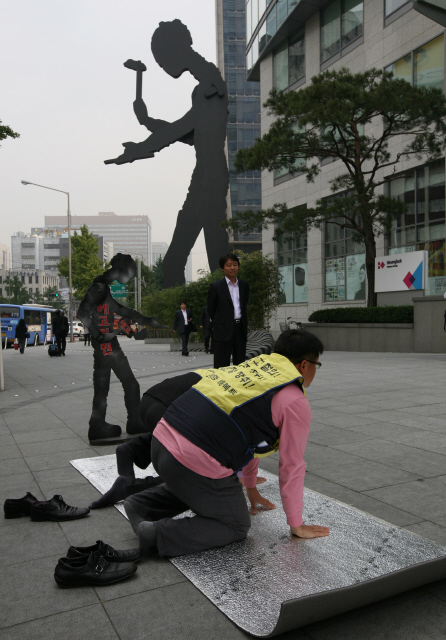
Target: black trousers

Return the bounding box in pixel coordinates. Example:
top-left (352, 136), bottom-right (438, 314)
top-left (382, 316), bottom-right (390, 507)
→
top-left (55, 333), bottom-right (66, 355)
top-left (126, 437), bottom-right (250, 557)
top-left (90, 336), bottom-right (141, 427)
top-left (213, 321), bottom-right (246, 368)
top-left (180, 329), bottom-right (190, 354)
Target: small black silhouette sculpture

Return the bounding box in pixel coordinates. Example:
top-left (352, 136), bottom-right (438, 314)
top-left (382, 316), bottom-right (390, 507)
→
top-left (105, 19), bottom-right (230, 288)
top-left (77, 253), bottom-right (165, 444)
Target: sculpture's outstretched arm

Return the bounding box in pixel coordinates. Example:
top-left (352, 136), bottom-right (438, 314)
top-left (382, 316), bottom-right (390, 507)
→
top-left (105, 108), bottom-right (195, 165)
top-left (112, 299), bottom-right (167, 329)
top-left (134, 99), bottom-right (194, 146)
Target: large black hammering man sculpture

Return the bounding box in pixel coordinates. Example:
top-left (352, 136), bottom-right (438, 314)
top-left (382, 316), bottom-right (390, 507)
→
top-left (105, 19), bottom-right (230, 288)
top-left (77, 253), bottom-right (164, 444)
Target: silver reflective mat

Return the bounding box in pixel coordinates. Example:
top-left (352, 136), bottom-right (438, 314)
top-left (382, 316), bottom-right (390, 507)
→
top-left (71, 456), bottom-right (446, 637)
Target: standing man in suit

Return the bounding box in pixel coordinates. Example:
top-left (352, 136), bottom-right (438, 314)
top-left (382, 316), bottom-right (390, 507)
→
top-left (173, 301), bottom-right (194, 357)
top-left (199, 305), bottom-right (213, 354)
top-left (207, 253), bottom-right (249, 368)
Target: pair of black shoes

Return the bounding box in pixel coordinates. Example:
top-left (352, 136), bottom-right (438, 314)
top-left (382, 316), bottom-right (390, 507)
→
top-left (55, 540), bottom-right (140, 588)
top-left (4, 493), bottom-right (90, 521)
top-left (182, 351), bottom-right (189, 356)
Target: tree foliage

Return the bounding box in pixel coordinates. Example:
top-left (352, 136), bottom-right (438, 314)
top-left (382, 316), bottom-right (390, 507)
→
top-left (227, 68), bottom-right (446, 306)
top-left (58, 225), bottom-right (106, 299)
top-left (4, 276), bottom-right (30, 305)
top-left (125, 257), bottom-right (164, 307)
top-left (141, 251), bottom-right (283, 337)
top-left (34, 285), bottom-right (66, 310)
top-left (0, 119), bottom-right (20, 146)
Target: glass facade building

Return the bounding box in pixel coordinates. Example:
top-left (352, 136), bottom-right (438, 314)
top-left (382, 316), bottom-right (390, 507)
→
top-left (216, 0), bottom-right (262, 252)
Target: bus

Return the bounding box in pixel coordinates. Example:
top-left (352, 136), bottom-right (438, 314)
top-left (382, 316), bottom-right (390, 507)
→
top-left (1, 304), bottom-right (57, 348)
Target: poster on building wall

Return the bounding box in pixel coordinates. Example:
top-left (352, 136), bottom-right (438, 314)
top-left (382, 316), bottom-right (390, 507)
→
top-left (428, 240), bottom-right (445, 294)
top-left (346, 253), bottom-right (366, 300)
top-left (279, 266), bottom-right (293, 304)
top-left (325, 258), bottom-right (345, 301)
top-left (294, 263), bottom-right (308, 303)
top-left (375, 250), bottom-right (428, 292)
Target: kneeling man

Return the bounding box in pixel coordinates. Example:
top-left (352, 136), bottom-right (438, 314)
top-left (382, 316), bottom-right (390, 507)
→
top-left (124, 330), bottom-right (329, 556)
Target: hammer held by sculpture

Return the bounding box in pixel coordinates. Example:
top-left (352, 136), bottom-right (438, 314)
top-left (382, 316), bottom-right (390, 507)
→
top-left (105, 19), bottom-right (230, 288)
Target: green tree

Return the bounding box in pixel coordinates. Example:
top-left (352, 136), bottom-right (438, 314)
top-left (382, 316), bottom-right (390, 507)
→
top-left (125, 259), bottom-right (163, 307)
top-left (4, 276), bottom-right (30, 305)
top-left (58, 225), bottom-right (106, 299)
top-left (0, 119), bottom-right (20, 146)
top-left (227, 68), bottom-right (446, 306)
top-left (41, 285), bottom-right (66, 310)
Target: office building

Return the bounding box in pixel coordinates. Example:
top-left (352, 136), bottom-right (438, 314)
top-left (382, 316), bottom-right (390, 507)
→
top-left (44, 212), bottom-right (152, 265)
top-left (216, 0), bottom-right (262, 254)
top-left (0, 267), bottom-right (59, 302)
top-left (246, 0), bottom-right (445, 332)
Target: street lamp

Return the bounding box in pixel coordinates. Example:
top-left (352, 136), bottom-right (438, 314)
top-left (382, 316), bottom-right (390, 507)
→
top-left (21, 180), bottom-right (74, 343)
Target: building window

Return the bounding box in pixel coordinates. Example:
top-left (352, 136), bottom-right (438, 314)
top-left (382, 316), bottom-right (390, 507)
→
top-left (29, 276), bottom-right (33, 284)
top-left (0, 276), bottom-right (2, 284)
top-left (277, 217), bottom-right (308, 304)
top-left (325, 213), bottom-right (366, 302)
top-left (273, 29), bottom-right (305, 90)
top-left (0, 288), bottom-right (2, 295)
top-left (320, 0), bottom-right (363, 65)
top-left (385, 34), bottom-right (445, 92)
top-left (386, 161), bottom-right (445, 295)
top-left (384, 0), bottom-right (410, 17)
top-left (29, 288), bottom-right (33, 295)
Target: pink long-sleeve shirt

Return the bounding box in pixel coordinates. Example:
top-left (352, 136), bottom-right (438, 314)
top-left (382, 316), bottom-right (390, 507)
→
top-left (153, 383), bottom-right (311, 528)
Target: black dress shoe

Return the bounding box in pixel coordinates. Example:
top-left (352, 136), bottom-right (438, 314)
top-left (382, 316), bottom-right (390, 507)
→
top-left (31, 495), bottom-right (90, 521)
top-left (67, 540), bottom-right (141, 563)
top-left (54, 550), bottom-right (137, 588)
top-left (4, 492), bottom-right (38, 519)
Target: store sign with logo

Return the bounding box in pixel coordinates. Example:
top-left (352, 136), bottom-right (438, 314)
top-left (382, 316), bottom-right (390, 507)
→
top-left (375, 251), bottom-right (427, 293)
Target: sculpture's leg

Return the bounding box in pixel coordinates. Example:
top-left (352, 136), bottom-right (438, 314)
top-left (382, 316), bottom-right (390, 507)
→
top-left (163, 204), bottom-right (203, 288)
top-left (203, 218), bottom-right (230, 273)
top-left (88, 342), bottom-right (122, 444)
top-left (110, 341), bottom-right (147, 435)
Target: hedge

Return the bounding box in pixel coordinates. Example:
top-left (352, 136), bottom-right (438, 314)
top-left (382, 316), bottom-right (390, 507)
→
top-left (308, 306), bottom-right (413, 324)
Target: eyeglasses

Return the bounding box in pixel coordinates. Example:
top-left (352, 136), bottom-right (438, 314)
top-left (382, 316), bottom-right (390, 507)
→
top-left (305, 359), bottom-right (322, 368)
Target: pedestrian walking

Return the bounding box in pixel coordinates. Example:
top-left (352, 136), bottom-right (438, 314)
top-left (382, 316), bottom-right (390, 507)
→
top-left (15, 318), bottom-right (29, 354)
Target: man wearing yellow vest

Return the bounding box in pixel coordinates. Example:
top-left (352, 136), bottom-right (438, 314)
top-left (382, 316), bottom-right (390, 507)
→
top-left (124, 330), bottom-right (329, 556)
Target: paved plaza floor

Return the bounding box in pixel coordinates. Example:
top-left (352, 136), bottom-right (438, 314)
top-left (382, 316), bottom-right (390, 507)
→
top-left (1, 339), bottom-right (446, 639)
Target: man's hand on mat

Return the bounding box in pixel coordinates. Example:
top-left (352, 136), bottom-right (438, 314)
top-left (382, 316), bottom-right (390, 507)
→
top-left (246, 487), bottom-right (275, 515)
top-left (291, 525), bottom-right (330, 538)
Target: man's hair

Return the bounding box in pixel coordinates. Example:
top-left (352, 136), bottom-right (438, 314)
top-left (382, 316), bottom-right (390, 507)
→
top-left (179, 301), bottom-right (187, 306)
top-left (274, 329), bottom-right (324, 365)
top-left (219, 253), bottom-right (240, 269)
top-left (110, 253), bottom-right (136, 272)
top-left (55, 309), bottom-right (61, 316)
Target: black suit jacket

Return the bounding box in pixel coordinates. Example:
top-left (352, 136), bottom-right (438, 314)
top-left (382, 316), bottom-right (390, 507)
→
top-left (173, 309), bottom-right (193, 334)
top-left (207, 277), bottom-right (249, 342)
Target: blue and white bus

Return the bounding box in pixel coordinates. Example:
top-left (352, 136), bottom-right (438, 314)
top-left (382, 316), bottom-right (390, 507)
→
top-left (1, 304), bottom-right (57, 348)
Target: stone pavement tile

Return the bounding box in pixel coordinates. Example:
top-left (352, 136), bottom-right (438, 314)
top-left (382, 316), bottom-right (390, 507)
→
top-left (25, 448), bottom-right (95, 473)
top-left (308, 426), bottom-right (374, 447)
top-left (95, 554), bottom-right (187, 601)
top-left (13, 426), bottom-right (76, 445)
top-left (103, 581), bottom-right (250, 640)
top-left (0, 520), bottom-right (69, 566)
top-left (424, 578), bottom-right (446, 603)
top-left (341, 421), bottom-right (426, 441)
top-left (310, 459), bottom-right (421, 492)
top-left (332, 439), bottom-right (446, 477)
top-left (0, 555), bottom-right (98, 629)
top-left (404, 521), bottom-right (446, 546)
top-left (302, 592), bottom-right (446, 640)
top-left (369, 411), bottom-right (446, 433)
top-left (398, 403), bottom-right (446, 418)
top-left (311, 413), bottom-right (377, 429)
top-left (33, 466), bottom-right (92, 493)
top-left (0, 604), bottom-right (120, 640)
top-left (18, 436), bottom-right (89, 457)
top-left (381, 431), bottom-right (446, 455)
top-left (0, 457), bottom-right (29, 477)
top-left (364, 479), bottom-right (446, 523)
top-left (259, 456), bottom-right (280, 476)
top-left (0, 444), bottom-right (22, 461)
top-left (304, 442), bottom-right (365, 472)
top-left (304, 473), bottom-right (423, 527)
top-left (0, 434), bottom-right (15, 447)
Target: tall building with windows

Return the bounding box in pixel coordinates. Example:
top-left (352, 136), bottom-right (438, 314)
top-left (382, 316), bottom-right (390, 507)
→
top-left (246, 0), bottom-right (445, 333)
top-left (216, 0), bottom-right (262, 253)
top-left (44, 212), bottom-right (152, 265)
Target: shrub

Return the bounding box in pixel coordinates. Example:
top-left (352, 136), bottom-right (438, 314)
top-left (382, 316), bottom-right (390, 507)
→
top-left (308, 306), bottom-right (413, 324)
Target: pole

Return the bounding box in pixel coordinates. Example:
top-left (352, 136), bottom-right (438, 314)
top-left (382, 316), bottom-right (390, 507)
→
top-left (134, 276), bottom-right (137, 310)
top-left (137, 257), bottom-right (141, 313)
top-left (67, 192), bottom-right (74, 343)
top-left (0, 323), bottom-right (4, 391)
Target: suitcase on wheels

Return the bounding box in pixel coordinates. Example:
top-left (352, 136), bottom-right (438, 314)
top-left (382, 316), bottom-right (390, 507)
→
top-left (48, 338), bottom-right (59, 357)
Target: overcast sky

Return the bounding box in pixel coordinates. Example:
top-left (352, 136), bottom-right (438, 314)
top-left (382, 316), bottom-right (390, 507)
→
top-left (0, 0), bottom-right (218, 277)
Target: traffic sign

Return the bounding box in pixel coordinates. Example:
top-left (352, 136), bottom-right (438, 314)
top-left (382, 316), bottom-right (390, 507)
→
top-left (110, 281), bottom-right (127, 298)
